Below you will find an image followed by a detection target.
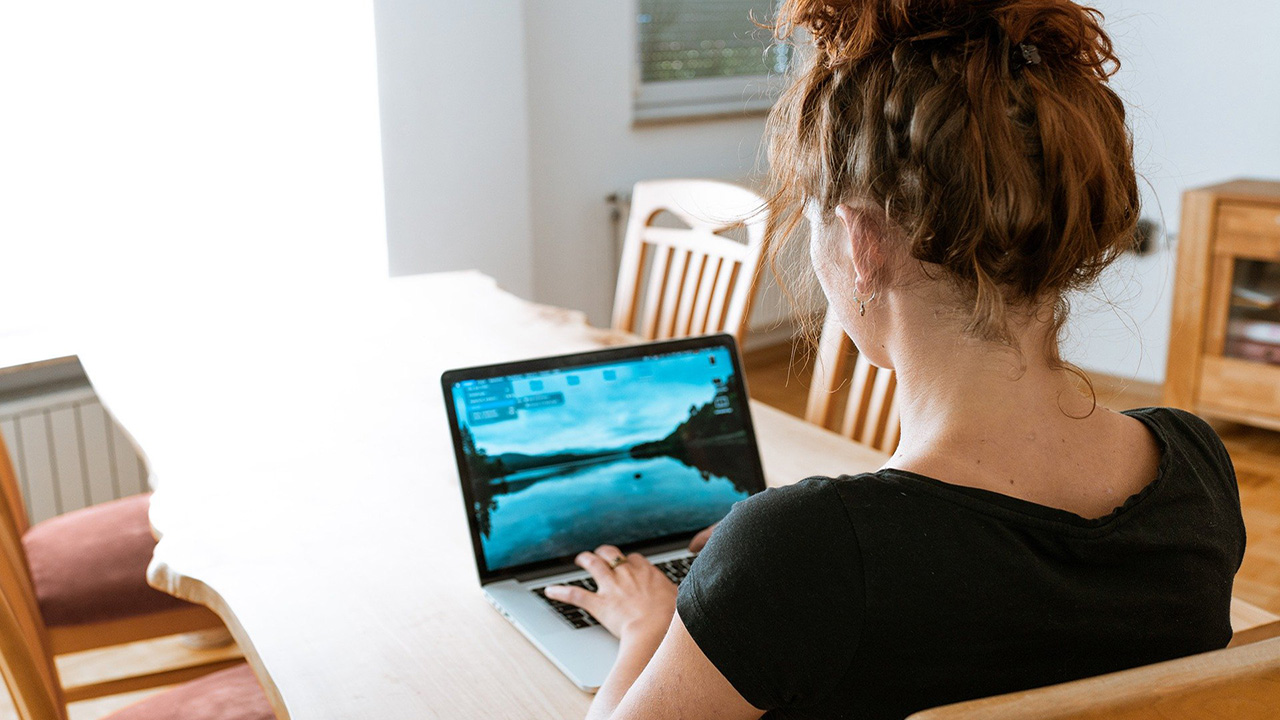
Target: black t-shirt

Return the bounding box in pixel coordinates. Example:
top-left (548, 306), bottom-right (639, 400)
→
top-left (677, 407), bottom-right (1245, 720)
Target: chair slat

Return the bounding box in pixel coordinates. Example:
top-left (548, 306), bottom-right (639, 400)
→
top-left (657, 249), bottom-right (692, 339)
top-left (639, 244), bottom-right (675, 340)
top-left (859, 368), bottom-right (897, 449)
top-left (806, 312), bottom-right (853, 429)
top-left (717, 261), bottom-right (750, 338)
top-left (840, 356), bottom-right (877, 439)
top-left (704, 261), bottom-right (739, 335)
top-left (720, 235), bottom-right (763, 340)
top-left (675, 252), bottom-right (708, 337)
top-left (690, 256), bottom-right (722, 336)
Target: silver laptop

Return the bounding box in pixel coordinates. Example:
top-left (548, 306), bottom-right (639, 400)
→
top-left (441, 334), bottom-right (767, 691)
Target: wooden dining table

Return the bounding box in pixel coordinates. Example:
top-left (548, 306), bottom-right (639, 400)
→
top-left (36, 271), bottom-right (888, 719)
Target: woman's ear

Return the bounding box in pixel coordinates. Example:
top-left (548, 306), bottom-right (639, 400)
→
top-left (834, 204), bottom-right (887, 295)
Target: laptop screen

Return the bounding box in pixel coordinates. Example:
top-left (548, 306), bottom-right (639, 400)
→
top-left (443, 336), bottom-right (766, 578)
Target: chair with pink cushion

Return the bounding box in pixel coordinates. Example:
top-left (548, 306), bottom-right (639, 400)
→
top-left (0, 432), bottom-right (233, 702)
top-left (0, 535), bottom-right (277, 720)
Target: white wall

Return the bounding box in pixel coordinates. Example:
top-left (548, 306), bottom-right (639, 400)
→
top-left (1063, 0), bottom-right (1280, 383)
top-left (522, 1), bottom-right (774, 331)
top-left (373, 0), bottom-right (536, 298)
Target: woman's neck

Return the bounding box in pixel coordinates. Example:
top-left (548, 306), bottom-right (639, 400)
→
top-left (874, 294), bottom-right (1157, 516)
top-left (891, 330), bottom-right (1092, 454)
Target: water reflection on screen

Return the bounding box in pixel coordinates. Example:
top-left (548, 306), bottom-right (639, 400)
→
top-left (452, 347), bottom-right (756, 571)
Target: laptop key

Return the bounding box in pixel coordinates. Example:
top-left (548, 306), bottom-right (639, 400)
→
top-left (540, 588), bottom-right (602, 628)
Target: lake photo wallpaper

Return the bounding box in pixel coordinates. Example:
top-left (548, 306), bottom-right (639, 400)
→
top-left (452, 348), bottom-right (758, 571)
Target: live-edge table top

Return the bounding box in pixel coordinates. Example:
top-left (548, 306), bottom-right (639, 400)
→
top-left (56, 272), bottom-right (889, 720)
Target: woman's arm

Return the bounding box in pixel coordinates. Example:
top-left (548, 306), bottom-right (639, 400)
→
top-left (544, 545), bottom-right (764, 720)
top-left (604, 614), bottom-right (763, 720)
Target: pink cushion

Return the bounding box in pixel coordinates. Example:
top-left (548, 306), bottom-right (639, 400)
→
top-left (23, 493), bottom-right (191, 627)
top-left (107, 664), bottom-right (276, 720)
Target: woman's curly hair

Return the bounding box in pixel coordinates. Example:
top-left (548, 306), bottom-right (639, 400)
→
top-left (767, 0), bottom-right (1140, 354)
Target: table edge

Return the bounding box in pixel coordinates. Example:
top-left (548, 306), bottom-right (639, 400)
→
top-left (147, 557), bottom-right (293, 719)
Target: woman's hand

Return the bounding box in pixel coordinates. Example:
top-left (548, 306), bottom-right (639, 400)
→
top-left (545, 544), bottom-right (676, 643)
top-left (689, 523), bottom-right (718, 553)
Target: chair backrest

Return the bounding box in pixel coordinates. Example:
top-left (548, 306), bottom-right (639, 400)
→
top-left (907, 636), bottom-right (1280, 720)
top-left (0, 494), bottom-right (65, 720)
top-left (805, 310), bottom-right (901, 453)
top-left (611, 179), bottom-right (767, 342)
top-left (0, 430), bottom-right (30, 535)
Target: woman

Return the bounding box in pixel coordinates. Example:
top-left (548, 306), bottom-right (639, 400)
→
top-left (545, 1), bottom-right (1244, 718)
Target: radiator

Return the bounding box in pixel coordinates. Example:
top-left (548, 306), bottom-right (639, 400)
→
top-left (0, 364), bottom-right (147, 526)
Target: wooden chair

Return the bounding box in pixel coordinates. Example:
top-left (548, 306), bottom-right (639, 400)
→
top-left (611, 179), bottom-right (767, 343)
top-left (805, 310), bottom-right (901, 453)
top-left (0, 430), bottom-right (232, 701)
top-left (0, 537), bottom-right (275, 720)
top-left (907, 630), bottom-right (1280, 719)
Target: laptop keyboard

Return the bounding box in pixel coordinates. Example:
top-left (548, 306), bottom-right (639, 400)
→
top-left (538, 556), bottom-right (696, 629)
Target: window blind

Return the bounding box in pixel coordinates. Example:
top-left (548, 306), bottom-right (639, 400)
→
top-left (638, 0), bottom-right (786, 82)
top-left (635, 0), bottom-right (788, 121)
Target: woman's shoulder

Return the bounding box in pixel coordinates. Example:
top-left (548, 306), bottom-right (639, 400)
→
top-left (725, 475), bottom-right (850, 524)
top-left (1122, 406), bottom-right (1235, 480)
top-left (684, 476), bottom-right (878, 609)
top-left (719, 473), bottom-right (937, 540)
top-left (1124, 405), bottom-right (1218, 436)
top-left (700, 477), bottom-right (861, 566)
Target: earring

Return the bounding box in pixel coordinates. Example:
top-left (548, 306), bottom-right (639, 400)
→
top-left (856, 292), bottom-right (876, 317)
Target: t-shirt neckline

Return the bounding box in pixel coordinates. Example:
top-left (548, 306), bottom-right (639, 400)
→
top-left (873, 407), bottom-right (1173, 531)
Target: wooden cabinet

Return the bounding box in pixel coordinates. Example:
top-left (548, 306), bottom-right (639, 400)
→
top-left (1166, 180), bottom-right (1280, 431)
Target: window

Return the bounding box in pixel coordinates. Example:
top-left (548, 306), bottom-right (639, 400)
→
top-left (634, 0), bottom-right (790, 122)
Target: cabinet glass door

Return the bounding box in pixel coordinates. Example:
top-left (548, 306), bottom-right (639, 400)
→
top-left (1225, 258), bottom-right (1280, 366)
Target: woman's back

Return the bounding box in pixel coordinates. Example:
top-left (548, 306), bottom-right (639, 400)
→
top-left (679, 408), bottom-right (1244, 719)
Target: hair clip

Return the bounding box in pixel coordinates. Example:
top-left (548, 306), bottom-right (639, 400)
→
top-left (1018, 43), bottom-right (1042, 66)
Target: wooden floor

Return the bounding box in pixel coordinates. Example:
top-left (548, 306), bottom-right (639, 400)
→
top-left (742, 341), bottom-right (1280, 617)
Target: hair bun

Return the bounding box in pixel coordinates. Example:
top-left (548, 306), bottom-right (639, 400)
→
top-left (777, 0), bottom-right (1118, 78)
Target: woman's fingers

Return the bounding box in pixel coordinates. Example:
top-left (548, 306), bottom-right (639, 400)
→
top-left (544, 584), bottom-right (597, 613)
top-left (595, 544), bottom-right (625, 566)
top-left (575, 550), bottom-right (613, 586)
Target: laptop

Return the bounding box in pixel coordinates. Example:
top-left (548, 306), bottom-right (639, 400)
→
top-left (441, 333), bottom-right (767, 691)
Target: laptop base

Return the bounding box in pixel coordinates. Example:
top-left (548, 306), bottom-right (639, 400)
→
top-left (483, 548), bottom-right (694, 691)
